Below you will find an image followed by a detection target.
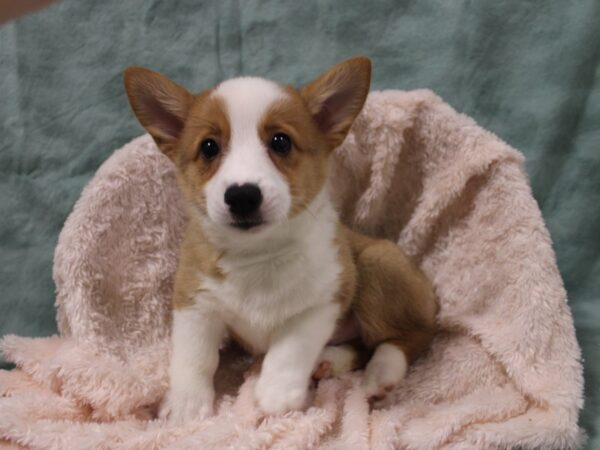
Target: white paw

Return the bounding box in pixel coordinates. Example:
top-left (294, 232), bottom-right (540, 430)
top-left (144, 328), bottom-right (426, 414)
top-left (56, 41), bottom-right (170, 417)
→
top-left (159, 385), bottom-right (215, 424)
top-left (362, 343), bottom-right (407, 407)
top-left (313, 345), bottom-right (357, 379)
top-left (255, 370), bottom-right (307, 415)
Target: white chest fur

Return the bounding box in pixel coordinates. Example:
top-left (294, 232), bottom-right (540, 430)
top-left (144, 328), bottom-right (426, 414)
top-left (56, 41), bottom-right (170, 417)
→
top-left (200, 194), bottom-right (342, 354)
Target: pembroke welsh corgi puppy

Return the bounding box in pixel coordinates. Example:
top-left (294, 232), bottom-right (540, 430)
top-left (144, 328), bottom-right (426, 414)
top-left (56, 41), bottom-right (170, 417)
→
top-left (124, 57), bottom-right (437, 422)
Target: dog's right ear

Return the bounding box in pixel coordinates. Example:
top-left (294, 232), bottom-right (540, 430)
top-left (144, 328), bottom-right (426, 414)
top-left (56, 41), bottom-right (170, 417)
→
top-left (301, 57), bottom-right (371, 151)
top-left (123, 67), bottom-right (192, 160)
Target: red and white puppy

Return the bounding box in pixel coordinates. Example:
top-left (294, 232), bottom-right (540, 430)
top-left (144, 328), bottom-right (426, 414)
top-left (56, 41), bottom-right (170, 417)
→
top-left (124, 57), bottom-right (437, 422)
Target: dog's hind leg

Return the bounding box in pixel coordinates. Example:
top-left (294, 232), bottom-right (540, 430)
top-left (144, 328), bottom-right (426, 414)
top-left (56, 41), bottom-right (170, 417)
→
top-left (348, 233), bottom-right (438, 406)
top-left (313, 338), bottom-right (369, 380)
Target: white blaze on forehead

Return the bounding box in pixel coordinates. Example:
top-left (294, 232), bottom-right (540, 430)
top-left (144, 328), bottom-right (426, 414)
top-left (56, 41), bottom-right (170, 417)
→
top-left (203, 77), bottom-right (292, 227)
top-left (213, 76), bottom-right (285, 141)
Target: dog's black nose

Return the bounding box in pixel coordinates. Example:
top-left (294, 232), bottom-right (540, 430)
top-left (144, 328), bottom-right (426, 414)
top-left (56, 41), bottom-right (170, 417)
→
top-left (224, 183), bottom-right (263, 218)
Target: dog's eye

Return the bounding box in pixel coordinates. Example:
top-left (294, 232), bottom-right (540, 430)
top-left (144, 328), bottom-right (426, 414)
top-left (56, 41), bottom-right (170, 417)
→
top-left (199, 139), bottom-right (220, 160)
top-left (270, 133), bottom-right (292, 155)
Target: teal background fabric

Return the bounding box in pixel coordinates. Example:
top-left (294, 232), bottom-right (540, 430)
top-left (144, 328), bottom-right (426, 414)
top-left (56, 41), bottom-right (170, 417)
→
top-left (0, 0), bottom-right (598, 445)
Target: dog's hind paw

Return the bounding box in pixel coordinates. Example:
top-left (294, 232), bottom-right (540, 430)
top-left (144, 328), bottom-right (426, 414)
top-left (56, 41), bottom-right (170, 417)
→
top-left (313, 344), bottom-right (358, 380)
top-left (362, 342), bottom-right (407, 408)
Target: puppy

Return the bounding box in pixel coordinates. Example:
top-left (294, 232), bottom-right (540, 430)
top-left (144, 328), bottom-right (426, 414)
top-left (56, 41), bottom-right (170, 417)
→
top-left (123, 57), bottom-right (437, 422)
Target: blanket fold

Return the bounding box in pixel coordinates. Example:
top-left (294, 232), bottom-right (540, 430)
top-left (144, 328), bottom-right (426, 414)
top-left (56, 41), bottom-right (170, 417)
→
top-left (0, 90), bottom-right (584, 450)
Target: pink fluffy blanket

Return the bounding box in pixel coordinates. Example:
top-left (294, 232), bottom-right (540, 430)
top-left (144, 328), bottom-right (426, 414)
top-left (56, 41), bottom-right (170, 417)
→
top-left (0, 90), bottom-right (584, 449)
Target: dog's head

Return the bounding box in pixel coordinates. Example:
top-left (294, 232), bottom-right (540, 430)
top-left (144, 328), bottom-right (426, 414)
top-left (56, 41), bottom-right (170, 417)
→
top-left (124, 57), bottom-right (370, 240)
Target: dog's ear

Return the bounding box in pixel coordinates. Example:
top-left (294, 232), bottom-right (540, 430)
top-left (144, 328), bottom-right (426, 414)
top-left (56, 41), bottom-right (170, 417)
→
top-left (123, 67), bottom-right (192, 160)
top-left (301, 57), bottom-right (371, 150)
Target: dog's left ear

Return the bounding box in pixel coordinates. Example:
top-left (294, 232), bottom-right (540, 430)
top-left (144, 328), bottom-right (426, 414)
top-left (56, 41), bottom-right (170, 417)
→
top-left (123, 67), bottom-right (193, 161)
top-left (301, 57), bottom-right (371, 150)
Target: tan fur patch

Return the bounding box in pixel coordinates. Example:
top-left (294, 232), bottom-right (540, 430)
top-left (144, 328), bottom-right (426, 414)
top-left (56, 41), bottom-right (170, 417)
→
top-left (175, 94), bottom-right (231, 215)
top-left (172, 215), bottom-right (224, 310)
top-left (333, 223), bottom-right (358, 311)
top-left (343, 225), bottom-right (438, 364)
top-left (258, 89), bottom-right (330, 218)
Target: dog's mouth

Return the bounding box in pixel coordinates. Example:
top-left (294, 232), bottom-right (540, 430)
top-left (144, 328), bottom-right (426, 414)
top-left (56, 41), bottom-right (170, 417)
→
top-left (229, 220), bottom-right (265, 231)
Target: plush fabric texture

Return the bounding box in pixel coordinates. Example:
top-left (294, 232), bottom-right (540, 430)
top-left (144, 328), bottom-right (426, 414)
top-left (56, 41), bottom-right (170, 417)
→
top-left (0, 91), bottom-right (584, 449)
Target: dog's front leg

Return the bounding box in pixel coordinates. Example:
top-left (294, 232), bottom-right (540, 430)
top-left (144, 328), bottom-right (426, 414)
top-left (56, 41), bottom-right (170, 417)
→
top-left (255, 302), bottom-right (340, 415)
top-left (160, 305), bottom-right (225, 423)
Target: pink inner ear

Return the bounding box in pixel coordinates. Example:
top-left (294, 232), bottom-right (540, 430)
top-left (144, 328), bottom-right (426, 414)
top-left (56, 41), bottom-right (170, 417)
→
top-left (143, 93), bottom-right (184, 140)
top-left (313, 90), bottom-right (352, 134)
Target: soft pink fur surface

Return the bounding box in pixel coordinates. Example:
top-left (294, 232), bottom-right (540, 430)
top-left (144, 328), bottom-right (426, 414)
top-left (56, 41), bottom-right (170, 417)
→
top-left (0, 90), bottom-right (584, 449)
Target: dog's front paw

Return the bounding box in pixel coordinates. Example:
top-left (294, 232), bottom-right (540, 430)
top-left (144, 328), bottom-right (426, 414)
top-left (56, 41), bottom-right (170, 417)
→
top-left (159, 385), bottom-right (215, 424)
top-left (254, 371), bottom-right (307, 415)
